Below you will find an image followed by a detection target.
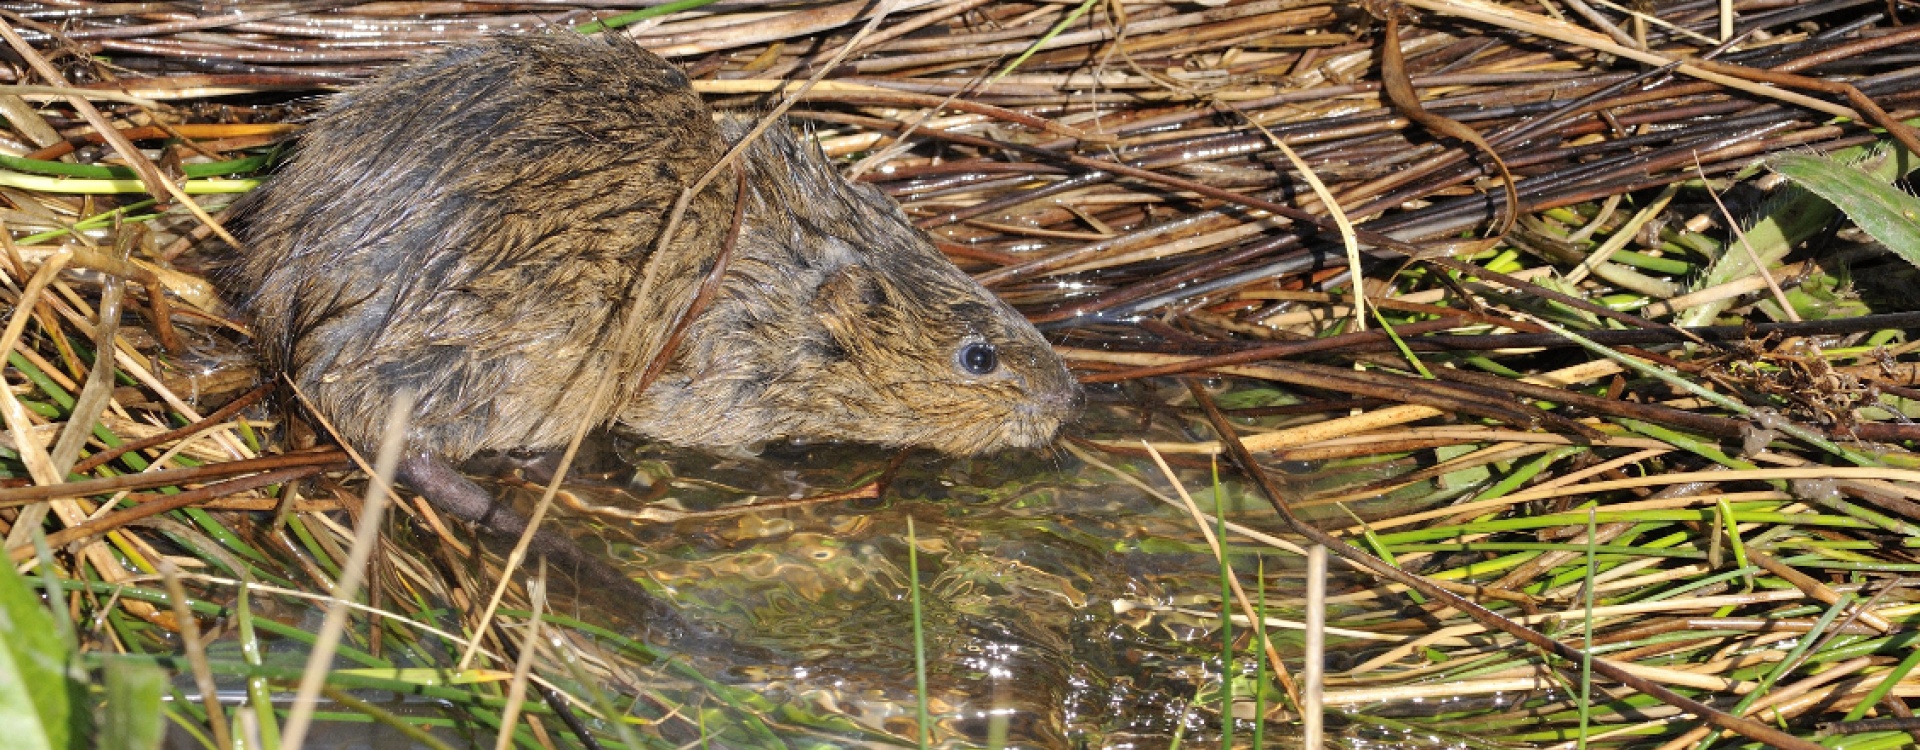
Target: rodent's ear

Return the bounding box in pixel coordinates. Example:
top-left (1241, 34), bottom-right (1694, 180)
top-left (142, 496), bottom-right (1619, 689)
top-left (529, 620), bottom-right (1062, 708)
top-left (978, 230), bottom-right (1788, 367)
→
top-left (812, 265), bottom-right (887, 322)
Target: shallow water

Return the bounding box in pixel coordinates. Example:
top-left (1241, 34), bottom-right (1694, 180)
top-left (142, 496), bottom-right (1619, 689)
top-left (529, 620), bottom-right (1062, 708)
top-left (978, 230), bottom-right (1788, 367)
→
top-left (546, 440), bottom-right (1273, 748)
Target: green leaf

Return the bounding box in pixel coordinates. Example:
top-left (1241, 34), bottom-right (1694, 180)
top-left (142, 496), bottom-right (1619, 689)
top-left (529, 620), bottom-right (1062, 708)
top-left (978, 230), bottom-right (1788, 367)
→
top-left (99, 657), bottom-right (166, 750)
top-left (0, 559), bottom-right (76, 750)
top-left (1770, 150), bottom-right (1920, 269)
top-left (1677, 142), bottom-right (1916, 327)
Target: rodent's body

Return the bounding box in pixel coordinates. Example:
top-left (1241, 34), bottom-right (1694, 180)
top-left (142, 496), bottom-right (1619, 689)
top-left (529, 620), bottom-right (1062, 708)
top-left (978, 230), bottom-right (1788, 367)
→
top-left (233, 33), bottom-right (1079, 466)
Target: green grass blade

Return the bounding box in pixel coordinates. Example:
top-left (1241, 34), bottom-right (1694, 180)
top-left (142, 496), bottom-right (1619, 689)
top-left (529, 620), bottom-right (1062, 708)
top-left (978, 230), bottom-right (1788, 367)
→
top-left (908, 517), bottom-right (931, 750)
top-left (574, 0), bottom-right (724, 34)
top-left (990, 0), bottom-right (1100, 85)
top-left (1213, 460), bottom-right (1233, 750)
top-left (1770, 150), bottom-right (1920, 271)
top-left (0, 552), bottom-right (78, 750)
top-left (100, 656), bottom-right (168, 750)
top-left (1577, 509), bottom-right (1596, 750)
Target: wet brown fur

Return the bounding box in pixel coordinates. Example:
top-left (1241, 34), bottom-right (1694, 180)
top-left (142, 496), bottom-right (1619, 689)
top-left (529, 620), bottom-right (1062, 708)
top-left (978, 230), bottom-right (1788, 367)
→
top-left (232, 32), bottom-right (1079, 467)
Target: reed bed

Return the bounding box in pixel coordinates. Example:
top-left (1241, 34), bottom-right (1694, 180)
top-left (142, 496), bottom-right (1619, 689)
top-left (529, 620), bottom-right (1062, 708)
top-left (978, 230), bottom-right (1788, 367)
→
top-left (1, 0), bottom-right (1918, 748)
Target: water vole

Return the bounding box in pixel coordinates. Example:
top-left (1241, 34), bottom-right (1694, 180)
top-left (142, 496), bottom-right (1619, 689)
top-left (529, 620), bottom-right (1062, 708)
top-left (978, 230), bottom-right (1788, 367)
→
top-left (234, 32), bottom-right (1079, 466)
top-left (228, 33), bottom-right (1079, 619)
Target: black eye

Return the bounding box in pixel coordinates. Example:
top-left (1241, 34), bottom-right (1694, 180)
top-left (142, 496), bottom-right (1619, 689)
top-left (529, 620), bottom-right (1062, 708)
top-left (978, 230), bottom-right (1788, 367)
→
top-left (958, 342), bottom-right (998, 375)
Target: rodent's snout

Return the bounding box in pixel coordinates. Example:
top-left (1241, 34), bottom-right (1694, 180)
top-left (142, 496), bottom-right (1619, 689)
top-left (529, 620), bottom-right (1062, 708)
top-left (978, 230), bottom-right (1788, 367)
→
top-left (1048, 379), bottom-right (1086, 420)
top-left (1009, 375), bottom-right (1083, 445)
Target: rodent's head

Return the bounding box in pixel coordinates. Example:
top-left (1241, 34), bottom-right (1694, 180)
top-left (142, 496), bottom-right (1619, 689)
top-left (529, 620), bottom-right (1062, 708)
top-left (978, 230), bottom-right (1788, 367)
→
top-left (621, 118), bottom-right (1081, 455)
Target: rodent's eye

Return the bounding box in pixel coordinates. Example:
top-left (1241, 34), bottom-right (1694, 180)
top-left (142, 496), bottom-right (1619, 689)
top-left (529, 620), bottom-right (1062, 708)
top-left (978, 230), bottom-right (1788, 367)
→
top-left (957, 342), bottom-right (999, 376)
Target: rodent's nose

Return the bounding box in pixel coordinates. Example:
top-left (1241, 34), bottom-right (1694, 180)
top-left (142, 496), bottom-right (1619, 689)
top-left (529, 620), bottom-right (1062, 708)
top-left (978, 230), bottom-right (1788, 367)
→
top-left (1059, 381), bottom-right (1085, 418)
top-left (1033, 379), bottom-right (1084, 420)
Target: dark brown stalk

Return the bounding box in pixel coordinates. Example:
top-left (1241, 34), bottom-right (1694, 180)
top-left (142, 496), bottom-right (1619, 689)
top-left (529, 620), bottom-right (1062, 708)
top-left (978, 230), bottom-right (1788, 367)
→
top-left (96, 38), bottom-right (422, 64)
top-left (914, 171), bottom-right (1111, 230)
top-left (0, 450), bottom-right (349, 506)
top-left (1686, 58), bottom-right (1920, 157)
top-left (1420, 256), bottom-right (1670, 332)
top-left (57, 1), bottom-right (411, 40)
top-left (637, 165), bottom-right (749, 395)
top-left (71, 382), bottom-right (274, 474)
top-left (24, 123), bottom-right (296, 160)
top-left (1427, 368), bottom-right (1746, 439)
top-left (790, 89), bottom-right (1107, 143)
top-left (1029, 234), bottom-right (1314, 323)
top-left (968, 210), bottom-right (1229, 286)
top-left (1341, 62), bottom-right (1687, 228)
top-left (1249, 360), bottom-right (1602, 438)
top-left (11, 464), bottom-right (329, 561)
top-left (1374, 12), bottom-right (1518, 240)
top-left (1073, 316), bottom-right (1482, 384)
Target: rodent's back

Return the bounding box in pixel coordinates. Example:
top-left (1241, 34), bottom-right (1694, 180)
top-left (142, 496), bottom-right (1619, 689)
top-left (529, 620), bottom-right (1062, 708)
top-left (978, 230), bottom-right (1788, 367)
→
top-left (234, 33), bottom-right (734, 459)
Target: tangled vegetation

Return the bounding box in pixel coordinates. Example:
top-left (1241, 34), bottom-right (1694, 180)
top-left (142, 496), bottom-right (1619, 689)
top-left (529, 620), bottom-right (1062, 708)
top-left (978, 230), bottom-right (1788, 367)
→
top-left (2, 1), bottom-right (1918, 748)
